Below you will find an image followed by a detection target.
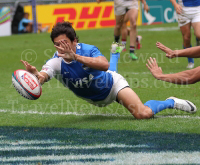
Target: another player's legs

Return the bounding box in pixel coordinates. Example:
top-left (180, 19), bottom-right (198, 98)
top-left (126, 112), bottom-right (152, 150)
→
top-left (37, 23), bottom-right (49, 33)
top-left (121, 13), bottom-right (129, 51)
top-left (180, 23), bottom-right (194, 69)
top-left (121, 22), bottom-right (127, 51)
top-left (117, 87), bottom-right (196, 119)
top-left (127, 8), bottom-right (138, 60)
top-left (114, 14), bottom-right (125, 43)
top-left (136, 35), bottom-right (142, 49)
top-left (192, 22), bottom-right (200, 46)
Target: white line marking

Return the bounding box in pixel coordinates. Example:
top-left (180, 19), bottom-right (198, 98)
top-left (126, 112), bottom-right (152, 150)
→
top-left (137, 26), bottom-right (179, 32)
top-left (0, 109), bottom-right (200, 119)
top-left (0, 109), bottom-right (127, 117)
top-left (122, 72), bottom-right (151, 75)
top-left (0, 144), bottom-right (149, 151)
top-left (1, 152), bottom-right (200, 164)
top-left (0, 140), bottom-right (65, 145)
top-left (0, 136), bottom-right (6, 139)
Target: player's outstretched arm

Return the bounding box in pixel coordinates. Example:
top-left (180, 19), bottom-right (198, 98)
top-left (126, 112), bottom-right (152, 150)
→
top-left (21, 60), bottom-right (48, 85)
top-left (146, 57), bottom-right (200, 84)
top-left (156, 42), bottom-right (200, 58)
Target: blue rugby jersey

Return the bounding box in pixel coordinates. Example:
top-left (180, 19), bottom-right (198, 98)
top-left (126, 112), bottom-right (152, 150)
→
top-left (178, 0), bottom-right (200, 7)
top-left (41, 43), bottom-right (113, 101)
top-left (18, 18), bottom-right (32, 32)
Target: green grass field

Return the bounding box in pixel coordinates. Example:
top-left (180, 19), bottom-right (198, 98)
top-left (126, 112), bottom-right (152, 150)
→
top-left (0, 23), bottom-right (200, 164)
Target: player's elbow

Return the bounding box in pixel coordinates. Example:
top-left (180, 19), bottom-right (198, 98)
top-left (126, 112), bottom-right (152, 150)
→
top-left (188, 66), bottom-right (200, 84)
top-left (101, 62), bottom-right (109, 71)
top-left (99, 57), bottom-right (109, 71)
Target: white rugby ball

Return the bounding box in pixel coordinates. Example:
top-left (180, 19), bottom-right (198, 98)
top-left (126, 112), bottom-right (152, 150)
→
top-left (12, 69), bottom-right (42, 100)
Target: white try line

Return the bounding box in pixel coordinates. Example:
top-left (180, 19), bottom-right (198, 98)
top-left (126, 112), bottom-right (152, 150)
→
top-left (0, 109), bottom-right (200, 119)
top-left (121, 72), bottom-right (151, 75)
top-left (137, 26), bottom-right (179, 32)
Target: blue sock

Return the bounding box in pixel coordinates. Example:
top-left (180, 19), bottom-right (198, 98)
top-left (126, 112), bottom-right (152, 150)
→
top-left (188, 57), bottom-right (194, 63)
top-left (144, 99), bottom-right (174, 115)
top-left (184, 45), bottom-right (194, 63)
top-left (109, 52), bottom-right (120, 72)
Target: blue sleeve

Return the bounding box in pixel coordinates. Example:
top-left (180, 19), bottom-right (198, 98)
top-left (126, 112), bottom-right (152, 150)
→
top-left (22, 18), bottom-right (32, 24)
top-left (90, 46), bottom-right (104, 58)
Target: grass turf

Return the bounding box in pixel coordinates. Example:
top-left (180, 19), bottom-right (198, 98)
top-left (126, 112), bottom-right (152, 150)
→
top-left (0, 23), bottom-right (200, 133)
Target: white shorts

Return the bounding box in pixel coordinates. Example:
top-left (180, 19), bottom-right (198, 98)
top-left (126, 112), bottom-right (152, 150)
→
top-left (114, 0), bottom-right (138, 16)
top-left (84, 71), bottom-right (129, 107)
top-left (177, 6), bottom-right (200, 27)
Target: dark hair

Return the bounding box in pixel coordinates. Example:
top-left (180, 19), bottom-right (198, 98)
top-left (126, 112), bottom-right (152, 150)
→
top-left (24, 12), bottom-right (29, 16)
top-left (50, 21), bottom-right (79, 43)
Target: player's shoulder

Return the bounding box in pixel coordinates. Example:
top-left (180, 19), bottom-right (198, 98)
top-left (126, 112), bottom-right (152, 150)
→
top-left (77, 43), bottom-right (99, 51)
top-left (45, 51), bottom-right (62, 63)
top-left (77, 43), bottom-right (103, 57)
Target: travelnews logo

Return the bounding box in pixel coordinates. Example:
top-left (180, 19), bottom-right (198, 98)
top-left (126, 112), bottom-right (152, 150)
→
top-left (53, 5), bottom-right (116, 29)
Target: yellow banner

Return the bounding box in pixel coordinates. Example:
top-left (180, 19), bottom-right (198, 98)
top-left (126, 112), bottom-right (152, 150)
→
top-left (24, 2), bottom-right (141, 31)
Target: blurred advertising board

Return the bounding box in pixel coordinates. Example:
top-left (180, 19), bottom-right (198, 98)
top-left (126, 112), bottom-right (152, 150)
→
top-left (142, 0), bottom-right (177, 25)
top-left (0, 7), bottom-right (11, 37)
top-left (24, 1), bottom-right (142, 31)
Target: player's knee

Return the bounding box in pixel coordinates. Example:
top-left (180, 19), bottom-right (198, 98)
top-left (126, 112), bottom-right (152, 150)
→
top-left (115, 23), bottom-right (122, 29)
top-left (130, 22), bottom-right (137, 29)
top-left (183, 34), bottom-right (190, 42)
top-left (133, 112), bottom-right (152, 119)
top-left (131, 106), bottom-right (153, 119)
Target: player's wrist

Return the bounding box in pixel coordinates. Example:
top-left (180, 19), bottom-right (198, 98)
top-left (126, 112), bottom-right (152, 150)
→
top-left (74, 54), bottom-right (79, 61)
top-left (174, 50), bottom-right (179, 57)
top-left (156, 73), bottom-right (165, 81)
top-left (34, 71), bottom-right (41, 79)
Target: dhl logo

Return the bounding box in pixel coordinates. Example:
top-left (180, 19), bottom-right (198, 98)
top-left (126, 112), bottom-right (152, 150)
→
top-left (24, 2), bottom-right (141, 31)
top-left (53, 5), bottom-right (115, 29)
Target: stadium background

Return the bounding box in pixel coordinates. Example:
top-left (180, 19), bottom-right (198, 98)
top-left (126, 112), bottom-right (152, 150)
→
top-left (0, 0), bottom-right (200, 164)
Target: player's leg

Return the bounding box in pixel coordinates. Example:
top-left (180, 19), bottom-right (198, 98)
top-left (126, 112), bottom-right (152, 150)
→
top-left (117, 87), bottom-right (153, 119)
top-left (192, 22), bottom-right (200, 46)
top-left (126, 8), bottom-right (138, 60)
top-left (180, 23), bottom-right (194, 69)
top-left (117, 87), bottom-right (196, 119)
top-left (37, 23), bottom-right (49, 33)
top-left (121, 13), bottom-right (129, 51)
top-left (114, 14), bottom-right (125, 43)
top-left (111, 6), bottom-right (125, 72)
top-left (191, 7), bottom-right (200, 46)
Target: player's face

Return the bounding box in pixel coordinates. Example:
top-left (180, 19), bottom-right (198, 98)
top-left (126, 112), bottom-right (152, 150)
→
top-left (53, 34), bottom-right (77, 54)
top-left (24, 13), bottom-right (29, 19)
